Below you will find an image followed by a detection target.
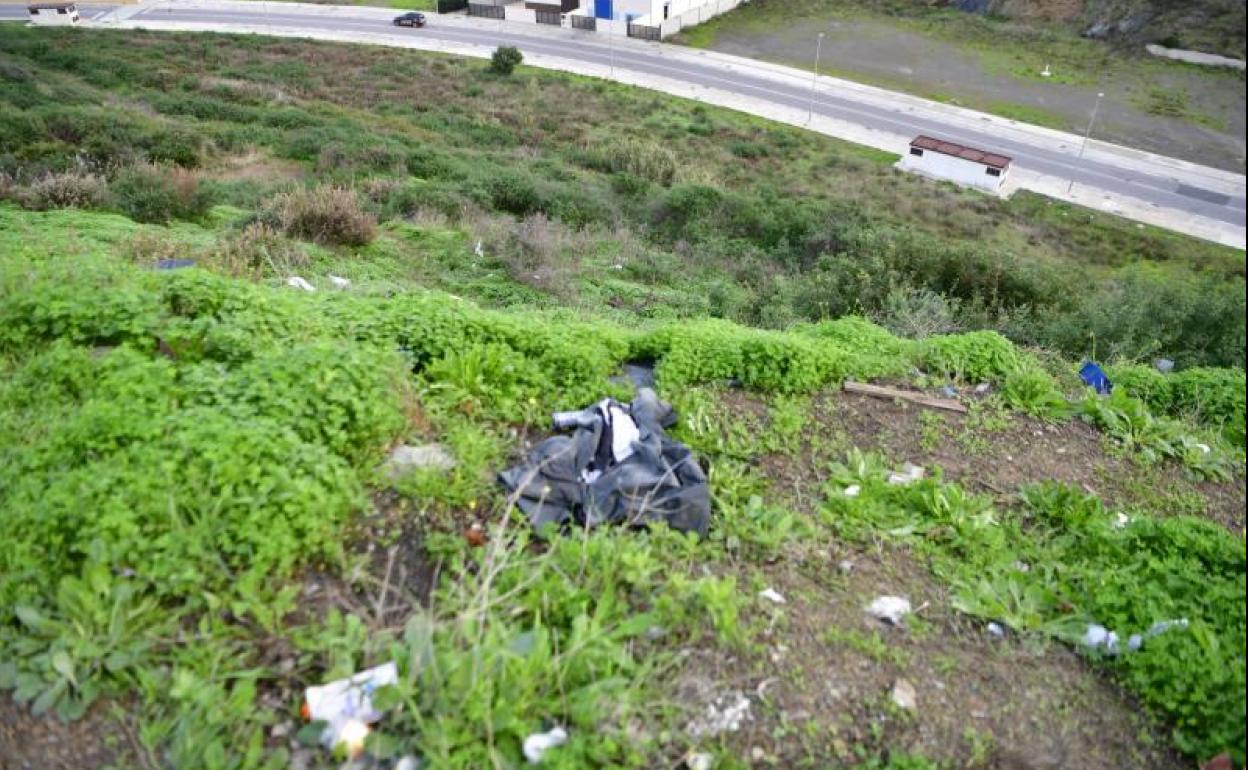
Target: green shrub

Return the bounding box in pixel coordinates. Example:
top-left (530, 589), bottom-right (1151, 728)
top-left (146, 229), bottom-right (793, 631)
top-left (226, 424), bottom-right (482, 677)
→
top-left (1106, 364), bottom-right (1173, 413)
top-left (1169, 367), bottom-right (1246, 444)
top-left (921, 330), bottom-right (1021, 383)
top-left (109, 164), bottom-right (212, 224)
top-left (272, 184), bottom-right (377, 246)
top-left (485, 171), bottom-right (543, 216)
top-left (589, 137), bottom-right (677, 186)
top-left (488, 45), bottom-right (523, 76)
top-left (1001, 368), bottom-right (1070, 420)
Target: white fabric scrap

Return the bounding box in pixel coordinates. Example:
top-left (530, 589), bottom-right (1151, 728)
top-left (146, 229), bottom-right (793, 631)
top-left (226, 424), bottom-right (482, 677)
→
top-left (328, 274), bottom-right (351, 289)
top-left (286, 276), bottom-right (315, 292)
top-left (758, 588), bottom-right (786, 605)
top-left (523, 726), bottom-right (568, 764)
top-left (887, 463), bottom-right (925, 486)
top-left (867, 596), bottom-right (912, 625)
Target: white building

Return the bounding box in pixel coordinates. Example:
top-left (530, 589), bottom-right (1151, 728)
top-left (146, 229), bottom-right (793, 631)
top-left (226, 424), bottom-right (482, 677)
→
top-left (27, 1), bottom-right (81, 25)
top-left (899, 135), bottom-right (1012, 194)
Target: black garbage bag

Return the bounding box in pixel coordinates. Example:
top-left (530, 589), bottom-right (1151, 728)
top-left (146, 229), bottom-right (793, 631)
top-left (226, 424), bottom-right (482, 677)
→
top-left (498, 388), bottom-right (710, 536)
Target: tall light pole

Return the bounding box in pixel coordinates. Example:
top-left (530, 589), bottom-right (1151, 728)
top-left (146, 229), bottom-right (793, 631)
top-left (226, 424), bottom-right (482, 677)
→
top-left (1067, 91), bottom-right (1104, 194)
top-left (807, 32), bottom-right (824, 125)
top-left (609, 12), bottom-right (616, 79)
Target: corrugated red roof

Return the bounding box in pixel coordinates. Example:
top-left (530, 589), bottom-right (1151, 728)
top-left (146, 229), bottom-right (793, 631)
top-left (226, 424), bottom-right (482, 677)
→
top-left (910, 135), bottom-right (1011, 169)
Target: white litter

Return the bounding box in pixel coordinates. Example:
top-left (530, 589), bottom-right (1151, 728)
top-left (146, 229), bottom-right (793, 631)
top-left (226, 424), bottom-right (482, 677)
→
top-left (303, 661), bottom-right (398, 753)
top-left (286, 276), bottom-right (315, 292)
top-left (1113, 512), bottom-right (1131, 528)
top-left (867, 596), bottom-right (912, 625)
top-left (474, 240), bottom-right (485, 258)
top-left (684, 751), bottom-right (714, 770)
top-left (688, 692), bottom-right (751, 738)
top-left (887, 463), bottom-right (926, 486)
top-left (843, 484), bottom-right (861, 498)
top-left (1128, 618), bottom-right (1190, 652)
top-left (328, 274), bottom-right (351, 289)
top-left (987, 622), bottom-right (1005, 638)
top-left (522, 726), bottom-right (568, 764)
top-left (1195, 443), bottom-right (1211, 454)
top-left (1082, 624), bottom-right (1120, 654)
top-left (758, 588), bottom-right (786, 605)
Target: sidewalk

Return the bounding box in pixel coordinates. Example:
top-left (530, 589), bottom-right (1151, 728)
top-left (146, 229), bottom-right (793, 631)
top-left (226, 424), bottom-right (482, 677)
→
top-left (104, 0), bottom-right (1246, 247)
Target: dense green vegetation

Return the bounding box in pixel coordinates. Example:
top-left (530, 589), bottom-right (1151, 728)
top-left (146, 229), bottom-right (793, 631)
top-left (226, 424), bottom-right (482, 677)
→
top-left (0, 26), bottom-right (1245, 770)
top-left (0, 28), bottom-right (1243, 369)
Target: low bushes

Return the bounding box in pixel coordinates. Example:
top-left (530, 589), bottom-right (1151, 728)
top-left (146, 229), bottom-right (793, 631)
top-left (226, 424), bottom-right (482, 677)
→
top-left (18, 171), bottom-right (108, 211)
top-left (271, 184), bottom-right (377, 246)
top-left (110, 163), bottom-right (213, 224)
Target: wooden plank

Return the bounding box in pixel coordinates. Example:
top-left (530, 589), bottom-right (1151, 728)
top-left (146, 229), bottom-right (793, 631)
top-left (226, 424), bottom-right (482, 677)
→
top-left (843, 381), bottom-right (968, 414)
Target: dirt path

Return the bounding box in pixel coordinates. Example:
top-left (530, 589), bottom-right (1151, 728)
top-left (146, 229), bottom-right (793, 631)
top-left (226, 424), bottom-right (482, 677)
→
top-left (686, 16), bottom-right (1246, 172)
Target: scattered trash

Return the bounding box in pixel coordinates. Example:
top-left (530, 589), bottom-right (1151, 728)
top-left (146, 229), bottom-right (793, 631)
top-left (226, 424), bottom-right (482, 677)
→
top-left (987, 621), bottom-right (1005, 638)
top-left (522, 726), bottom-right (568, 764)
top-left (644, 625), bottom-right (667, 641)
top-left (1112, 512), bottom-right (1131, 528)
top-left (463, 523), bottom-right (486, 548)
top-left (152, 258), bottom-right (196, 270)
top-left (758, 588), bottom-right (786, 605)
top-left (1154, 358), bottom-right (1175, 374)
top-left (1202, 752), bottom-right (1233, 770)
top-left (974, 382), bottom-right (991, 394)
top-left (838, 559), bottom-right (855, 574)
top-left (394, 757), bottom-right (422, 770)
top-left (890, 678), bottom-right (917, 710)
top-left (303, 662), bottom-right (398, 755)
top-left (1040, 63), bottom-right (1052, 77)
top-left (384, 443), bottom-right (456, 478)
top-left (1127, 619), bottom-right (1190, 652)
top-left (688, 692), bottom-right (751, 738)
top-left (842, 484), bottom-right (861, 498)
top-left (867, 595), bottom-right (912, 625)
top-left (1082, 623), bottom-right (1120, 654)
top-left (286, 276), bottom-right (316, 292)
top-left (498, 388), bottom-right (710, 536)
top-left (474, 240), bottom-right (485, 258)
top-left (683, 751), bottom-right (714, 770)
top-left (1195, 443), bottom-right (1211, 454)
top-left (1079, 361), bottom-right (1113, 395)
top-left (328, 274), bottom-right (351, 289)
top-left (844, 381), bottom-right (967, 414)
top-left (887, 463), bottom-right (926, 486)
top-left (940, 385), bottom-right (958, 398)
top-left (750, 747), bottom-right (766, 762)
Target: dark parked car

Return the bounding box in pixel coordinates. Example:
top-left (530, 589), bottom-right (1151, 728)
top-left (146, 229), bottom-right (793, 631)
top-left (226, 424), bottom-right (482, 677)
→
top-left (393, 11), bottom-right (426, 27)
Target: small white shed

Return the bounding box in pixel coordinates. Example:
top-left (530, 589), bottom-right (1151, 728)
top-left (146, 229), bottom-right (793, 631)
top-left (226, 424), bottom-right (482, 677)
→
top-left (900, 135), bottom-right (1011, 194)
top-left (27, 2), bottom-right (81, 25)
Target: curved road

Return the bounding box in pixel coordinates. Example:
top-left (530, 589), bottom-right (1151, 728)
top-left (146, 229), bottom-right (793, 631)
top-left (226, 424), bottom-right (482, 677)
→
top-left (5, 2), bottom-right (1246, 239)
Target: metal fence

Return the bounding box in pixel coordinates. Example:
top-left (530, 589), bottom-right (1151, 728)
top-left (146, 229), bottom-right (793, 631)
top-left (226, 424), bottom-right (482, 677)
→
top-left (627, 22), bottom-right (659, 40)
top-left (570, 14), bottom-right (595, 30)
top-left (467, 3), bottom-right (504, 18)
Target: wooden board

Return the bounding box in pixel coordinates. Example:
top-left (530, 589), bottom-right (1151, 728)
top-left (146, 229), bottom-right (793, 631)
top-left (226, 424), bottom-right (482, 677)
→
top-left (843, 381), bottom-right (968, 414)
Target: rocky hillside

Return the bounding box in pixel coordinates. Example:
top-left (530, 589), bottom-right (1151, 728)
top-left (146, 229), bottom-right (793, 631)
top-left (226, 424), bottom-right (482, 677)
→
top-left (945, 0), bottom-right (1246, 58)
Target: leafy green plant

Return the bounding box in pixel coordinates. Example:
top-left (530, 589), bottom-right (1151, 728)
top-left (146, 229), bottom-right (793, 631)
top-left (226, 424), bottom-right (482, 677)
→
top-left (1001, 368), bottom-right (1072, 420)
top-left (0, 557), bottom-right (169, 721)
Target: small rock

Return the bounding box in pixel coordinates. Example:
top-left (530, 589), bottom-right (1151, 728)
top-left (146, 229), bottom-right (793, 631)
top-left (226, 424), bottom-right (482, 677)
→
top-left (384, 443), bottom-right (456, 478)
top-left (523, 726), bottom-right (568, 764)
top-left (974, 382), bottom-right (991, 394)
top-left (1154, 358), bottom-right (1175, 374)
top-left (270, 720), bottom-right (294, 739)
top-left (891, 678), bottom-right (917, 710)
top-left (867, 595), bottom-right (912, 625)
top-left (838, 559), bottom-right (855, 574)
top-left (328, 274), bottom-right (351, 289)
top-left (286, 276), bottom-right (315, 292)
top-left (940, 385), bottom-right (958, 398)
top-left (684, 752), bottom-right (714, 770)
top-left (758, 588), bottom-right (786, 605)
top-left (842, 484), bottom-right (861, 498)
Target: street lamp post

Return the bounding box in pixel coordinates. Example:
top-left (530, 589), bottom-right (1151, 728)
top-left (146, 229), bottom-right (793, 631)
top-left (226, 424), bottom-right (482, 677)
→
top-left (1067, 91), bottom-right (1105, 194)
top-left (807, 32), bottom-right (824, 125)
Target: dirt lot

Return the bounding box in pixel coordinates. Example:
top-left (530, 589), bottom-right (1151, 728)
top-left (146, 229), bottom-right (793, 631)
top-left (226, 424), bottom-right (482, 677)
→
top-left (681, 14), bottom-right (1246, 172)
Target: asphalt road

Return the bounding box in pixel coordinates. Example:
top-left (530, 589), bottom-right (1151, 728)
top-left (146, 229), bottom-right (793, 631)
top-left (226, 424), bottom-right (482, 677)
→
top-left (4, 3), bottom-right (1245, 230)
